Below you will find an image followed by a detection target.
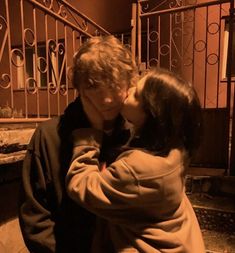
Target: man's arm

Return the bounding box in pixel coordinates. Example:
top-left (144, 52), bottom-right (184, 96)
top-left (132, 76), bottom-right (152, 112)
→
top-left (19, 131), bottom-right (56, 253)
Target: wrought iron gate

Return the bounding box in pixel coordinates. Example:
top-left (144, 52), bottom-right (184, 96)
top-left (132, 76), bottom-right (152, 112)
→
top-left (132, 0), bottom-right (235, 174)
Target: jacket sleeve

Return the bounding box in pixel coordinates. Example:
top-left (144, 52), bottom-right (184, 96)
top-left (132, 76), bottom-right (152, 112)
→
top-left (66, 129), bottom-right (140, 222)
top-left (18, 128), bottom-right (56, 253)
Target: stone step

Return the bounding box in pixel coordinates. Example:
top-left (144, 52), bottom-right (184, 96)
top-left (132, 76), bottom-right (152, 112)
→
top-left (0, 127), bottom-right (35, 165)
top-left (186, 175), bottom-right (235, 235)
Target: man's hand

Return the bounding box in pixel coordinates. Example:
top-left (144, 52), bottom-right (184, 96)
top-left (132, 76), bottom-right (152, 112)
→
top-left (79, 89), bottom-right (104, 130)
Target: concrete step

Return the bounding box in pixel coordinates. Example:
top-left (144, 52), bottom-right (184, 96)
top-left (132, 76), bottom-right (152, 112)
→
top-left (186, 174), bottom-right (235, 236)
top-left (203, 229), bottom-right (235, 253)
top-left (188, 193), bottom-right (235, 233)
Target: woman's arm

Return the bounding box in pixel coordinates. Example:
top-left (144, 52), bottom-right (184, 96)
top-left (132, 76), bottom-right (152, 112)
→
top-left (66, 129), bottom-right (140, 222)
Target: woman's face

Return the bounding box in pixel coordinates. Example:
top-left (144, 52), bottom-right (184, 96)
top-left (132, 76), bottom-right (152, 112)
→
top-left (121, 76), bottom-right (147, 129)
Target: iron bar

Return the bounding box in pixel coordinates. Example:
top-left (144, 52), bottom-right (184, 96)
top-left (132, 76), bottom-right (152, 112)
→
top-left (203, 6), bottom-right (209, 108)
top-left (227, 0), bottom-right (235, 175)
top-left (158, 15), bottom-right (160, 67)
top-left (216, 4), bottom-right (222, 108)
top-left (26, 0), bottom-right (92, 38)
top-left (33, 6), bottom-right (40, 118)
top-left (137, 0), bottom-right (142, 67)
top-left (0, 118), bottom-right (49, 123)
top-left (59, 0), bottom-right (110, 35)
top-left (147, 17), bottom-right (149, 68)
top-left (140, 0), bottom-right (230, 17)
top-left (45, 13), bottom-right (51, 118)
top-left (169, 13), bottom-right (172, 71)
top-left (192, 8), bottom-right (195, 86)
top-left (4, 0), bottom-right (14, 110)
top-left (20, 0), bottom-right (28, 118)
top-left (64, 25), bottom-right (69, 107)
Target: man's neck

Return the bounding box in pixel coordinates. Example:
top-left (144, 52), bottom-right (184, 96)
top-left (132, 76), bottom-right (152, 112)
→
top-left (103, 120), bottom-right (115, 135)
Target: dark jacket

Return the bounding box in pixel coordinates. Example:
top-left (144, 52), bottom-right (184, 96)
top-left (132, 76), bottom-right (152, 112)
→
top-left (18, 97), bottom-right (129, 253)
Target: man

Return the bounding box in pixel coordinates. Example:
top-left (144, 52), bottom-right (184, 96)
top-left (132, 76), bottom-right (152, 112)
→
top-left (19, 35), bottom-right (137, 253)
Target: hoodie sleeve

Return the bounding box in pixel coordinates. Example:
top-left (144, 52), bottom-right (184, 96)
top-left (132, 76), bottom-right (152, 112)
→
top-left (18, 128), bottom-right (56, 253)
top-left (66, 129), bottom-right (140, 223)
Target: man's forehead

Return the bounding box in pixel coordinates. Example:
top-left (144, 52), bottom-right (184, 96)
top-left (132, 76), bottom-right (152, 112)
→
top-left (86, 78), bottom-right (129, 86)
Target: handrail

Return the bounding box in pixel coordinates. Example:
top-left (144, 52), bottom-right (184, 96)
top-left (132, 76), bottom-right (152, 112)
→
top-left (140, 0), bottom-right (230, 17)
top-left (59, 0), bottom-right (110, 35)
top-left (26, 0), bottom-right (93, 37)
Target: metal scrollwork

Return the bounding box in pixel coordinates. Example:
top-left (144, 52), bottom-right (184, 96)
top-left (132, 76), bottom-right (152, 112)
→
top-left (148, 58), bottom-right (159, 68)
top-left (37, 57), bottom-right (47, 73)
top-left (207, 53), bottom-right (219, 65)
top-left (80, 19), bottom-right (88, 32)
top-left (43, 0), bottom-right (53, 10)
top-left (24, 28), bottom-right (35, 47)
top-left (183, 26), bottom-right (194, 55)
top-left (11, 48), bottom-right (24, 67)
top-left (59, 84), bottom-right (67, 95)
top-left (207, 22), bottom-right (220, 35)
top-left (48, 40), bottom-right (58, 94)
top-left (57, 42), bottom-right (65, 55)
top-left (171, 58), bottom-right (179, 69)
top-left (169, 0), bottom-right (183, 8)
top-left (47, 39), bottom-right (66, 95)
top-left (170, 0), bottom-right (197, 8)
top-left (160, 44), bottom-right (170, 56)
top-left (0, 15), bottom-right (7, 32)
top-left (0, 73), bottom-right (11, 89)
top-left (183, 57), bottom-right (193, 66)
top-left (183, 10), bottom-right (195, 23)
top-left (48, 39), bottom-right (57, 53)
top-left (58, 4), bottom-right (67, 18)
top-left (172, 27), bottom-right (182, 39)
top-left (194, 40), bottom-right (206, 52)
top-left (149, 31), bottom-right (159, 43)
top-left (0, 16), bottom-right (8, 65)
top-left (49, 81), bottom-right (57, 94)
top-left (173, 12), bottom-right (183, 25)
top-left (140, 2), bottom-right (149, 14)
top-left (26, 77), bottom-right (38, 94)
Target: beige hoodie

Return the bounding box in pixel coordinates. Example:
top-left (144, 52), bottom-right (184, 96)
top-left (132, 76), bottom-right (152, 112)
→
top-left (66, 129), bottom-right (205, 253)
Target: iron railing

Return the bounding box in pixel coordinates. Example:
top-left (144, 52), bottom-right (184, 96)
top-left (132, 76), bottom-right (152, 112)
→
top-left (0, 0), bottom-right (110, 123)
top-left (134, 0), bottom-right (235, 173)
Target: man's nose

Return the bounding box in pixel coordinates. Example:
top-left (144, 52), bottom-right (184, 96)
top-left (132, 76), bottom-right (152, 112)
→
top-left (103, 95), bottom-right (113, 104)
top-left (102, 91), bottom-right (114, 104)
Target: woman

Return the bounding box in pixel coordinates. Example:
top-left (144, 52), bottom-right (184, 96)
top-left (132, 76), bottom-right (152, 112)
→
top-left (66, 68), bottom-right (205, 253)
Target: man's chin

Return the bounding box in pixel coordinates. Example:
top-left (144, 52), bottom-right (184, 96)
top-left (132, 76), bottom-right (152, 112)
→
top-left (103, 116), bottom-right (118, 121)
top-left (102, 111), bottom-right (120, 121)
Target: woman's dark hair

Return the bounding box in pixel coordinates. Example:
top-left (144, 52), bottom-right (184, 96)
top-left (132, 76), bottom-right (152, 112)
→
top-left (136, 68), bottom-right (202, 157)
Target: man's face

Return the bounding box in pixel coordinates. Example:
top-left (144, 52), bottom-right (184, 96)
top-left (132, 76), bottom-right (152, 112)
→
top-left (80, 79), bottom-right (129, 121)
